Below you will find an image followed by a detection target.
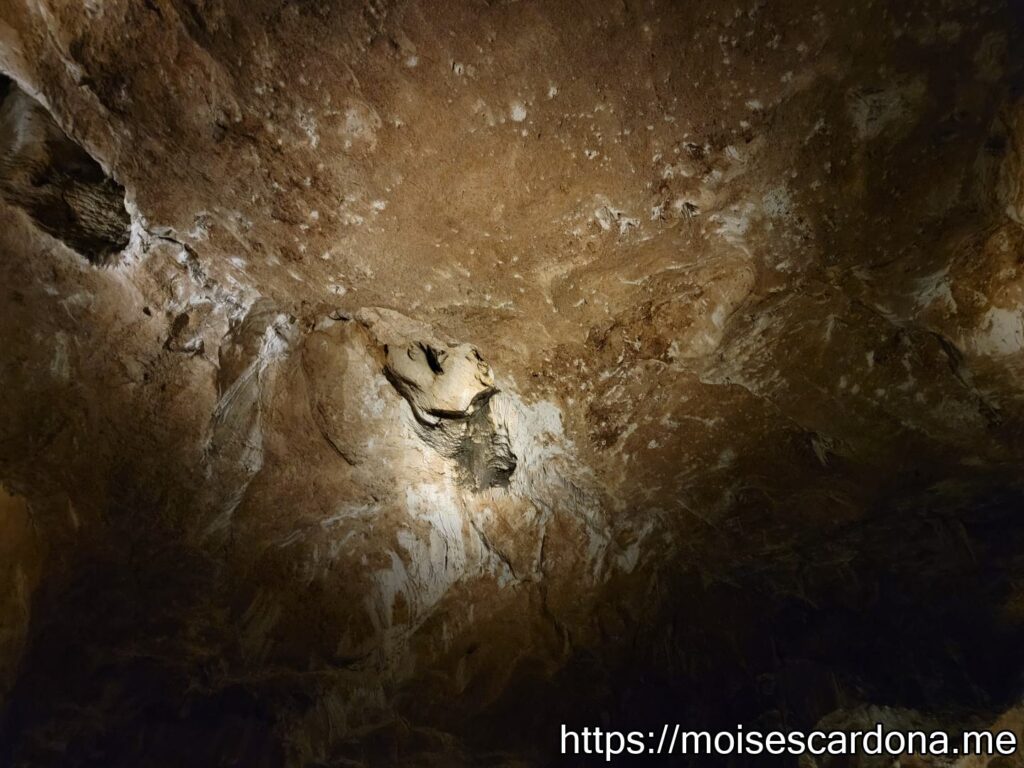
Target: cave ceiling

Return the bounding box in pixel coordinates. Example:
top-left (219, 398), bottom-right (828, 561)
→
top-left (1, 0), bottom-right (1024, 765)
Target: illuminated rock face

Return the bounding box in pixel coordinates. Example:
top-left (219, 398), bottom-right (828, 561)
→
top-left (368, 308), bottom-right (518, 488)
top-left (384, 338), bottom-right (517, 490)
top-left (0, 0), bottom-right (1023, 765)
top-left (386, 340), bottom-right (494, 417)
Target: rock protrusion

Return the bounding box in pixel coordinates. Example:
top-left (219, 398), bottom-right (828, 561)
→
top-left (358, 308), bottom-right (517, 490)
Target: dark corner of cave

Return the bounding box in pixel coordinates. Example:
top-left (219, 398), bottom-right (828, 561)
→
top-left (0, 71), bottom-right (130, 266)
top-left (2, 2), bottom-right (1024, 767)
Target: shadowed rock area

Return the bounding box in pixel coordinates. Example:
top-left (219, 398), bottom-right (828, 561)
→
top-left (1, 0), bottom-right (1024, 766)
top-left (0, 76), bottom-right (130, 265)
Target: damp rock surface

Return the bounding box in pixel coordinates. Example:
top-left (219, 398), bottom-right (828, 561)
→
top-left (0, 0), bottom-right (1023, 766)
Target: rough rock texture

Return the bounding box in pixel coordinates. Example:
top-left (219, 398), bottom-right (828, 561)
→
top-left (1, 1), bottom-right (1023, 766)
top-left (0, 76), bottom-right (129, 263)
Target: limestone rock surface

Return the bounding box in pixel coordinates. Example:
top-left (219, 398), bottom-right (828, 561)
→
top-left (1, 1), bottom-right (1024, 766)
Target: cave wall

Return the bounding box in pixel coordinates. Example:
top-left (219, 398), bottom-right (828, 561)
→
top-left (0, 0), bottom-right (1023, 765)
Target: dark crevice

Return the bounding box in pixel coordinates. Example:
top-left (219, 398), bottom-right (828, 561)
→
top-left (402, 396), bottom-right (518, 492)
top-left (0, 74), bottom-right (130, 265)
top-left (418, 341), bottom-right (446, 375)
top-left (455, 401), bottom-right (517, 490)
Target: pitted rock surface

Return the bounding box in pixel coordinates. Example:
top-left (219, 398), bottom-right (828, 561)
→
top-left (1, 1), bottom-right (1024, 765)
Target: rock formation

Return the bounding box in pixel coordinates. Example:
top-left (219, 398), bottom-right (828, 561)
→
top-left (0, 0), bottom-right (1023, 765)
